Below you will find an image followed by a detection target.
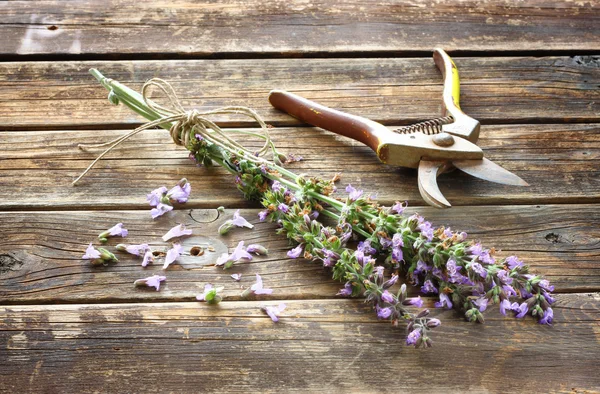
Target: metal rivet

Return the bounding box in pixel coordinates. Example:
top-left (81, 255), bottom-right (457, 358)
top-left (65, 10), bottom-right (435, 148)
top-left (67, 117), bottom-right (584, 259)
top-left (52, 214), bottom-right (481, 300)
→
top-left (433, 132), bottom-right (455, 147)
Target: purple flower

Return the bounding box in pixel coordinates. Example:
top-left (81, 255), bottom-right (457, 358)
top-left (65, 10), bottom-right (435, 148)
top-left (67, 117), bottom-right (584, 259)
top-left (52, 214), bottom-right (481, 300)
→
top-left (470, 262), bottom-right (487, 278)
top-left (246, 244), bottom-right (268, 255)
top-left (262, 303), bottom-right (286, 322)
top-left (249, 274), bottom-right (273, 295)
top-left (99, 223), bottom-right (128, 240)
top-left (505, 255), bottom-right (524, 270)
top-left (421, 280), bottom-right (438, 294)
top-left (258, 210), bottom-right (269, 222)
top-left (151, 203), bottom-right (173, 219)
top-left (382, 274), bottom-right (399, 289)
top-left (231, 209), bottom-right (254, 229)
top-left (116, 243), bottom-right (149, 256)
top-left (374, 265), bottom-right (384, 280)
top-left (376, 306), bottom-right (393, 319)
top-left (468, 243), bottom-right (484, 257)
top-left (271, 181), bottom-right (282, 192)
top-left (147, 186), bottom-right (167, 207)
top-left (539, 279), bottom-right (555, 292)
top-left (216, 241), bottom-right (253, 268)
top-left (497, 270), bottom-right (513, 285)
top-left (345, 184), bottom-right (363, 201)
top-left (479, 251), bottom-right (496, 265)
top-left (142, 250), bottom-right (153, 267)
top-left (354, 249), bottom-right (366, 265)
top-left (167, 178), bottom-right (191, 203)
top-left (162, 224), bottom-right (193, 242)
top-left (322, 249), bottom-right (340, 267)
top-left (231, 273), bottom-right (242, 281)
top-left (381, 290), bottom-right (395, 303)
top-left (542, 290), bottom-right (555, 304)
top-left (435, 293), bottom-right (453, 309)
top-left (406, 328), bottom-right (421, 346)
top-left (391, 201), bottom-right (406, 214)
top-left (277, 203), bottom-right (289, 213)
top-left (417, 221), bottom-right (434, 242)
top-left (196, 284), bottom-right (224, 304)
top-left (513, 302), bottom-right (529, 318)
top-left (392, 233), bottom-right (404, 248)
top-left (379, 237), bottom-right (393, 249)
top-left (357, 240), bottom-right (377, 255)
top-left (287, 244), bottom-right (304, 259)
top-left (427, 318), bottom-right (441, 328)
top-left (337, 282), bottom-right (353, 296)
top-left (403, 296), bottom-right (424, 308)
top-left (134, 275), bottom-right (166, 291)
top-left (474, 297), bottom-right (488, 312)
top-left (392, 248), bottom-right (403, 262)
top-left (163, 243), bottom-right (183, 269)
top-left (502, 284), bottom-right (517, 298)
top-left (499, 299), bottom-right (512, 316)
top-left (443, 227), bottom-right (453, 238)
top-left (538, 307), bottom-right (554, 325)
top-left (414, 260), bottom-right (431, 276)
top-left (82, 243), bottom-right (101, 260)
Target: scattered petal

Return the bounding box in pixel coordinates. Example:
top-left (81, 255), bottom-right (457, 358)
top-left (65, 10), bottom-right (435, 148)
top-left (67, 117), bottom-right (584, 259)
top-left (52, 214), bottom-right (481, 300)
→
top-left (287, 244), bottom-right (303, 259)
top-left (116, 243), bottom-right (149, 256)
top-left (231, 210), bottom-right (254, 229)
top-left (196, 283), bottom-right (223, 304)
top-left (151, 203), bottom-right (173, 219)
top-left (142, 250), bottom-right (154, 267)
top-left (147, 186), bottom-right (167, 207)
top-left (162, 224), bottom-right (193, 242)
top-left (82, 243), bottom-right (101, 260)
top-left (246, 244), bottom-right (268, 255)
top-left (249, 274), bottom-right (273, 295)
top-left (163, 244), bottom-right (184, 269)
top-left (262, 303), bottom-right (286, 322)
top-left (134, 275), bottom-right (166, 291)
top-left (231, 273), bottom-right (242, 281)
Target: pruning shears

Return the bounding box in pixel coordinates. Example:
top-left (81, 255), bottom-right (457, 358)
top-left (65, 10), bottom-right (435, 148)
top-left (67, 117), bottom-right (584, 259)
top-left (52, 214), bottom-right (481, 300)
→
top-left (268, 48), bottom-right (528, 208)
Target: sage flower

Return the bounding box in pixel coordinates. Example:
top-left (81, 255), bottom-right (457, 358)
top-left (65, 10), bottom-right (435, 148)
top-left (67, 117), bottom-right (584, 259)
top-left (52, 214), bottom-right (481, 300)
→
top-left (262, 303), bottom-right (286, 322)
top-left (167, 178), bottom-right (191, 203)
top-left (215, 241), bottom-right (253, 269)
top-left (391, 201), bottom-right (406, 214)
top-left (147, 186), bottom-right (167, 207)
top-left (381, 290), bottom-right (395, 303)
top-left (505, 255), bottom-right (524, 270)
top-left (246, 244), bottom-right (268, 255)
top-left (134, 274), bottom-right (166, 291)
top-left (219, 209), bottom-right (254, 235)
top-left (258, 210), bottom-right (269, 221)
top-left (142, 250), bottom-right (154, 267)
top-left (406, 328), bottom-right (421, 346)
top-left (163, 243), bottom-right (183, 269)
top-left (82, 243), bottom-right (118, 266)
top-left (435, 293), bottom-right (453, 309)
top-left (376, 306), bottom-right (393, 319)
top-left (162, 224), bottom-right (193, 241)
top-left (403, 296), bottom-right (424, 308)
top-left (287, 244), bottom-right (303, 259)
top-left (151, 203), bottom-right (173, 219)
top-left (98, 223), bottom-right (128, 242)
top-left (196, 284), bottom-right (223, 304)
top-left (421, 280), bottom-right (438, 294)
top-left (241, 274), bottom-right (273, 297)
top-left (337, 282), bottom-right (353, 296)
top-left (345, 184), bottom-right (363, 201)
top-left (231, 273), bottom-right (242, 281)
top-left (116, 243), bottom-right (149, 256)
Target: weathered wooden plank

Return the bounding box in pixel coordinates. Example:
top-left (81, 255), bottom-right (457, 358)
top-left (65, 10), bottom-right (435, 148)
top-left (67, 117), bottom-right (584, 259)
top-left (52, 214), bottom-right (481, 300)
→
top-left (0, 206), bottom-right (598, 304)
top-left (1, 1), bottom-right (598, 57)
top-left (0, 56), bottom-right (598, 129)
top-left (0, 295), bottom-right (598, 393)
top-left (0, 124), bottom-right (598, 209)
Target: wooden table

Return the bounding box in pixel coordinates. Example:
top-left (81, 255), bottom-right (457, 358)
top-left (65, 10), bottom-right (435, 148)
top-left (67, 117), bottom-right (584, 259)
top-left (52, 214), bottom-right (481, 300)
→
top-left (1, 1), bottom-right (599, 392)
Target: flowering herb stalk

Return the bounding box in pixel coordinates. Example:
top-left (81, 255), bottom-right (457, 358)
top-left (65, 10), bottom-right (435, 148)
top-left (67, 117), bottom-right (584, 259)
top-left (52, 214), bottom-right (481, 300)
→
top-left (85, 71), bottom-right (556, 347)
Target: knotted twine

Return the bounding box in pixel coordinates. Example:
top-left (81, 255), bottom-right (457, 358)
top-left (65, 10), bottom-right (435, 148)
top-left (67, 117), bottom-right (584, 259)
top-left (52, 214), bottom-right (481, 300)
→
top-left (72, 78), bottom-right (277, 185)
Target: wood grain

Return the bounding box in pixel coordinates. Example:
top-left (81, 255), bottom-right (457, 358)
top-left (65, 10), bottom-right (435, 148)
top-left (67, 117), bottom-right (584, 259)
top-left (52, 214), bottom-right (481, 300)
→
top-left (0, 295), bottom-right (598, 393)
top-left (1, 124), bottom-right (598, 209)
top-left (1, 56), bottom-right (599, 129)
top-left (0, 206), bottom-right (598, 304)
top-left (1, 1), bottom-right (598, 57)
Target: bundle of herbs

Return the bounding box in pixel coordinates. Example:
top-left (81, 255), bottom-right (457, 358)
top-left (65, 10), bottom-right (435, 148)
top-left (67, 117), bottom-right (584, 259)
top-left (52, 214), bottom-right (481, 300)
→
top-left (75, 71), bottom-right (555, 347)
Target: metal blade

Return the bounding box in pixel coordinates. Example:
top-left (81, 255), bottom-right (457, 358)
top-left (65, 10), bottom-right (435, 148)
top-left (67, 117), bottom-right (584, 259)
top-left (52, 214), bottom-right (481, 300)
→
top-left (452, 158), bottom-right (529, 186)
top-left (418, 160), bottom-right (452, 208)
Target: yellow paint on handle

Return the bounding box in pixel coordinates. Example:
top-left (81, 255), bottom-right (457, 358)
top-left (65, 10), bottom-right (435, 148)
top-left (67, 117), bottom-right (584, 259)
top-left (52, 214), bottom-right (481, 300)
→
top-left (450, 59), bottom-right (461, 109)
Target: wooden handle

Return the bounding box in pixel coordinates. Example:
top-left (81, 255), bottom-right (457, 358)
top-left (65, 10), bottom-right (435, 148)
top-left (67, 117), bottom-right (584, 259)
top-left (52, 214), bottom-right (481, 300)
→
top-left (268, 90), bottom-right (389, 153)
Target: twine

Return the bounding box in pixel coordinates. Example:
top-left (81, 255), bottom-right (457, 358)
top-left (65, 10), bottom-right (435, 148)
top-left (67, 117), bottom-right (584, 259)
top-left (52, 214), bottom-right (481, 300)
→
top-left (72, 78), bottom-right (275, 185)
